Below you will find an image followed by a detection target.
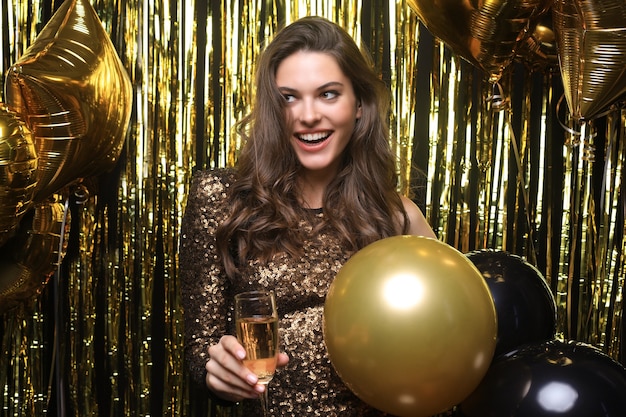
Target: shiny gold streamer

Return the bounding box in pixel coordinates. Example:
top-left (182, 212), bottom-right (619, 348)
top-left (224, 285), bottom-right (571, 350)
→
top-left (1, 2), bottom-right (50, 416)
top-left (1, 1), bottom-right (625, 416)
top-left (67, 190), bottom-right (97, 415)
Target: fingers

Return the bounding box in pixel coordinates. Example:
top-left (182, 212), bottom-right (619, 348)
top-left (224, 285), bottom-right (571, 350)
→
top-left (205, 336), bottom-right (263, 401)
top-left (277, 352), bottom-right (290, 368)
top-left (204, 336), bottom-right (291, 403)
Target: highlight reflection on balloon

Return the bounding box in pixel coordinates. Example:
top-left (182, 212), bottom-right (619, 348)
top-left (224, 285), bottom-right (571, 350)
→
top-left (4, 0), bottom-right (133, 203)
top-left (0, 201), bottom-right (70, 315)
top-left (407, 0), bottom-right (552, 82)
top-left (455, 340), bottom-right (626, 416)
top-left (324, 236), bottom-right (497, 417)
top-left (553, 0), bottom-right (626, 121)
top-left (0, 106), bottom-right (38, 246)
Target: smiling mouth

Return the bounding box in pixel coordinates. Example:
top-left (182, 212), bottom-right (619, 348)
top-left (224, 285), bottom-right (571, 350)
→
top-left (296, 132), bottom-right (331, 144)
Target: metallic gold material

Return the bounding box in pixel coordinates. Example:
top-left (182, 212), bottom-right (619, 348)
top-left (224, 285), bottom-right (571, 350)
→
top-left (553, 0), bottom-right (626, 120)
top-left (407, 0), bottom-right (551, 82)
top-left (4, 0), bottom-right (133, 203)
top-left (0, 200), bottom-right (70, 314)
top-left (517, 13), bottom-right (559, 69)
top-left (325, 236), bottom-right (497, 417)
top-left (0, 106), bottom-right (38, 246)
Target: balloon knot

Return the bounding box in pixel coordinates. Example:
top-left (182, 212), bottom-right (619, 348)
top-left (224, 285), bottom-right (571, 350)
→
top-left (487, 82), bottom-right (509, 111)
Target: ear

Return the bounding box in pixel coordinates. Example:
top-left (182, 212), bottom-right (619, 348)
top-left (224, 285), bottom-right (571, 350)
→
top-left (356, 101), bottom-right (362, 119)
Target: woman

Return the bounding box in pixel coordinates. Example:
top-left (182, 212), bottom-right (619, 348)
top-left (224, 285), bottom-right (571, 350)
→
top-left (180, 16), bottom-right (436, 416)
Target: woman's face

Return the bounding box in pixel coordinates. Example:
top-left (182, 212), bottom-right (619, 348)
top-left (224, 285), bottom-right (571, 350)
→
top-left (276, 50), bottom-right (361, 178)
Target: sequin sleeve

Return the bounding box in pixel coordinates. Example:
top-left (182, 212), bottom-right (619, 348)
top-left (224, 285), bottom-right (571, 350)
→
top-left (179, 169), bottom-right (234, 384)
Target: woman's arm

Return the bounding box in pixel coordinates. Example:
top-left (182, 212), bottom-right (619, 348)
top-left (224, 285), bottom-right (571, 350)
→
top-left (179, 170), bottom-right (232, 383)
top-left (179, 170), bottom-right (288, 402)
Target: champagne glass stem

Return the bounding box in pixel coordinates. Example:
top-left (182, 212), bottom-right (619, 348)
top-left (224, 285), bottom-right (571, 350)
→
top-left (260, 385), bottom-right (270, 416)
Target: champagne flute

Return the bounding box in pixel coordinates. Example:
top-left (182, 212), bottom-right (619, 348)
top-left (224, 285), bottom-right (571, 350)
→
top-left (235, 290), bottom-right (279, 416)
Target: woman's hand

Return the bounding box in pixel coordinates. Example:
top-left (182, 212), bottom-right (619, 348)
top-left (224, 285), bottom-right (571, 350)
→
top-left (205, 335), bottom-right (289, 402)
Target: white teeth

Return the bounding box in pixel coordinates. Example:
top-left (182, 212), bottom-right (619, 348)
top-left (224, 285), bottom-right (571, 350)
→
top-left (298, 132), bottom-right (330, 142)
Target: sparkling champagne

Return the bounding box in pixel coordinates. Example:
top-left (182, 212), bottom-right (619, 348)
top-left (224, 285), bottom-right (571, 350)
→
top-left (236, 316), bottom-right (279, 383)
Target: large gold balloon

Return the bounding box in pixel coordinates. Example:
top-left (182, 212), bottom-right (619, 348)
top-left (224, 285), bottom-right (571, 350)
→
top-left (4, 0), bottom-right (133, 203)
top-left (553, 0), bottom-right (626, 121)
top-left (0, 200), bottom-right (70, 314)
top-left (0, 106), bottom-right (38, 247)
top-left (407, 0), bottom-right (552, 82)
top-left (324, 236), bottom-right (497, 417)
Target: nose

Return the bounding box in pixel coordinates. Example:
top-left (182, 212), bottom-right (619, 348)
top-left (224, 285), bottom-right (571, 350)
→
top-left (298, 98), bottom-right (321, 125)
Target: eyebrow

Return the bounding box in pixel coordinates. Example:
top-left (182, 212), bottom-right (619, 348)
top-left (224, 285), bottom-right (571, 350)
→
top-left (278, 81), bottom-right (345, 92)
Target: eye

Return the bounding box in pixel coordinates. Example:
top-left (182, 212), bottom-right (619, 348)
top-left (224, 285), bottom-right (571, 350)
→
top-left (282, 93), bottom-right (296, 103)
top-left (321, 90), bottom-right (339, 100)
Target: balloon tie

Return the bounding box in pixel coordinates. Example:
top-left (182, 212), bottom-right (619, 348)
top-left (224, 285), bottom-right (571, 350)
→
top-left (505, 111), bottom-right (538, 265)
top-left (487, 82), bottom-right (509, 111)
top-left (556, 94), bottom-right (596, 161)
top-left (487, 82), bottom-right (538, 264)
top-left (555, 94), bottom-right (582, 139)
top-left (47, 196), bottom-right (70, 416)
top-left (73, 183), bottom-right (90, 205)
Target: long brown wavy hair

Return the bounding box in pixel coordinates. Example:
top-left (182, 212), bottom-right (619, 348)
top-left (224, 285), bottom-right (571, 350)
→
top-left (216, 16), bottom-right (409, 278)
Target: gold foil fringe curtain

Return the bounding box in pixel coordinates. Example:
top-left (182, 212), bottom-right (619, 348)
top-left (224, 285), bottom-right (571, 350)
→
top-left (0, 0), bottom-right (624, 416)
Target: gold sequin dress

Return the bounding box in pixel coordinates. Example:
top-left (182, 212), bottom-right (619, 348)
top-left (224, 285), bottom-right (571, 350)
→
top-left (179, 169), bottom-right (392, 416)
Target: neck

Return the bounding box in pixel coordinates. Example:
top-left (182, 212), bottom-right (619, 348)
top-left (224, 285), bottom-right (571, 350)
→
top-left (297, 170), bottom-right (333, 209)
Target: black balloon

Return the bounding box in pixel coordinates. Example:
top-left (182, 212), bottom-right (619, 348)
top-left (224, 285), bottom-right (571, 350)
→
top-left (455, 339), bottom-right (626, 416)
top-left (466, 250), bottom-right (557, 357)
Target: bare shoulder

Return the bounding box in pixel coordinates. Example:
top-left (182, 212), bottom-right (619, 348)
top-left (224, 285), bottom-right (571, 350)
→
top-left (400, 195), bottom-right (437, 238)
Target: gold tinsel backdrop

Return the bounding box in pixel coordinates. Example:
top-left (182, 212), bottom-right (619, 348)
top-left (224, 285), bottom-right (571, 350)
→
top-left (0, 0), bottom-right (624, 416)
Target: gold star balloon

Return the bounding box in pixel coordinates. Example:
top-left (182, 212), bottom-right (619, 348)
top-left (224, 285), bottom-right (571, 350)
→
top-left (0, 0), bottom-right (131, 312)
top-left (4, 0), bottom-right (133, 203)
